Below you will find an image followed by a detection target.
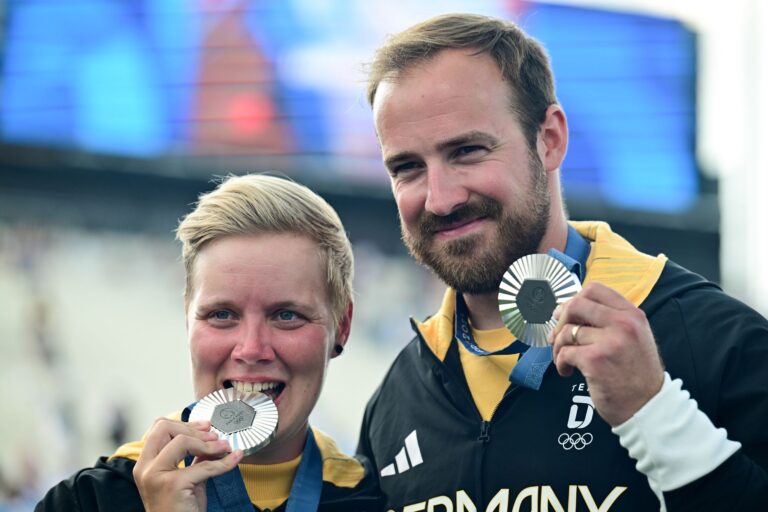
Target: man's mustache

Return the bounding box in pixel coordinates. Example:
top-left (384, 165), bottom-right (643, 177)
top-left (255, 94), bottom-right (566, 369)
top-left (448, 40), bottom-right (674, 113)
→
top-left (416, 198), bottom-right (502, 235)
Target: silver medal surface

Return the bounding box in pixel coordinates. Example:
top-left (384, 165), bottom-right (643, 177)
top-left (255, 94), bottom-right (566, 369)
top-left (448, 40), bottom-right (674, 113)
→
top-left (498, 253), bottom-right (581, 347)
top-left (189, 387), bottom-right (278, 456)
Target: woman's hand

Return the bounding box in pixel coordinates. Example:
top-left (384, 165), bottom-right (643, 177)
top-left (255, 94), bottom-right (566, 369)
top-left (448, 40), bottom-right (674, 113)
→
top-left (133, 418), bottom-right (244, 512)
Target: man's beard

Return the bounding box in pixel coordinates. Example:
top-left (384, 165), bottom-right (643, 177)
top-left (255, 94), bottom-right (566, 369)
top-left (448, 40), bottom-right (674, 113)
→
top-left (401, 153), bottom-right (550, 295)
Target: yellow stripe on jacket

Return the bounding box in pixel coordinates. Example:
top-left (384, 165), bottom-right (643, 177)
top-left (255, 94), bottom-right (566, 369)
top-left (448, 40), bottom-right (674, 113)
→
top-left (413, 220), bottom-right (668, 420)
top-left (111, 416), bottom-right (364, 507)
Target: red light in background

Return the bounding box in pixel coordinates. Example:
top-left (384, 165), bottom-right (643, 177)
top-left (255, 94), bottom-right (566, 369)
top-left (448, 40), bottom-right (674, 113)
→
top-left (227, 92), bottom-right (274, 136)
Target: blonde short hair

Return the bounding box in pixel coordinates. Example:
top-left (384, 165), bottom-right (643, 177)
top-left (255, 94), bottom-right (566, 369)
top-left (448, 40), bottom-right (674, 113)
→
top-left (176, 174), bottom-right (354, 324)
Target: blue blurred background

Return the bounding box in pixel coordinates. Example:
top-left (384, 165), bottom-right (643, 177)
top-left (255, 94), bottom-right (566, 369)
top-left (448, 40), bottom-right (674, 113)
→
top-left (2, 0), bottom-right (700, 211)
top-left (1, 0), bottom-right (766, 508)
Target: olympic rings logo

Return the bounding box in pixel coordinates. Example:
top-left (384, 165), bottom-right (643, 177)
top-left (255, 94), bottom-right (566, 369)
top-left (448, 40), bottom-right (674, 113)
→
top-left (557, 432), bottom-right (593, 450)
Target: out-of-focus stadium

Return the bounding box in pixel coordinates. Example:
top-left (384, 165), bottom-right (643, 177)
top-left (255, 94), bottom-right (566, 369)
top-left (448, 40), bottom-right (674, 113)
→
top-left (1, 0), bottom-right (766, 508)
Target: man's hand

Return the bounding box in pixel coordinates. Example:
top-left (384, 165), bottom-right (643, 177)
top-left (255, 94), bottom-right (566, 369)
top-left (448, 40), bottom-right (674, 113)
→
top-left (548, 282), bottom-right (665, 426)
top-left (133, 418), bottom-right (243, 512)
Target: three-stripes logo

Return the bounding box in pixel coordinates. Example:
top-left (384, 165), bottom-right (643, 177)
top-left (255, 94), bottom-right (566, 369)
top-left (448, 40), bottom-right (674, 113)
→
top-left (380, 430), bottom-right (423, 477)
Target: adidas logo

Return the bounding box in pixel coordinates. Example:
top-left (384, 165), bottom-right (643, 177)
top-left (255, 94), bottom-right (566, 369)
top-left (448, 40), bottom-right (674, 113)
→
top-left (380, 430), bottom-right (423, 477)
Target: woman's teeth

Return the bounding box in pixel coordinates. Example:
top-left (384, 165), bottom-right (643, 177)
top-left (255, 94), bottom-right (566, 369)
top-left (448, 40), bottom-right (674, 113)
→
top-left (232, 381), bottom-right (279, 393)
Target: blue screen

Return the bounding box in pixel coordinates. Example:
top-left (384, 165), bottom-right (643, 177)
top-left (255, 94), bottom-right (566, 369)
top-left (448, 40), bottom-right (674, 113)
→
top-left (1, 0), bottom-right (699, 213)
top-left (523, 4), bottom-right (698, 211)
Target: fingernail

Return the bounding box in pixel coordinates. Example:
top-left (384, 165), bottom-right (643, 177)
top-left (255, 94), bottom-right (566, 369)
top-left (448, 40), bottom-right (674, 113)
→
top-left (546, 330), bottom-right (554, 344)
top-left (553, 305), bottom-right (562, 319)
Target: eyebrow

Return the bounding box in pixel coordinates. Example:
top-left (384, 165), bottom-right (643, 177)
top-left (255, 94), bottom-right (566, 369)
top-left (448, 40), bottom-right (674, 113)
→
top-left (383, 131), bottom-right (500, 170)
top-left (270, 300), bottom-right (315, 312)
top-left (196, 299), bottom-right (316, 313)
top-left (195, 299), bottom-right (237, 311)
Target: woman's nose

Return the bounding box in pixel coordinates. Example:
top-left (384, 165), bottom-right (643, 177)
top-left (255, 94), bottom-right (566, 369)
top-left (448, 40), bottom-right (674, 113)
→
top-left (231, 321), bottom-right (275, 364)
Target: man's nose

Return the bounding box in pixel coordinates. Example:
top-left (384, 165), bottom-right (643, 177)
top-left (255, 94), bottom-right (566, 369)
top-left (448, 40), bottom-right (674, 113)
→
top-left (424, 165), bottom-right (469, 216)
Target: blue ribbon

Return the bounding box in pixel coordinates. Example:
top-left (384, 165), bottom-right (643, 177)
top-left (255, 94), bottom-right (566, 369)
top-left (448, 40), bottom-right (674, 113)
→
top-left (285, 431), bottom-right (323, 512)
top-left (181, 404), bottom-right (323, 512)
top-left (453, 225), bottom-right (589, 391)
top-left (205, 464), bottom-right (253, 512)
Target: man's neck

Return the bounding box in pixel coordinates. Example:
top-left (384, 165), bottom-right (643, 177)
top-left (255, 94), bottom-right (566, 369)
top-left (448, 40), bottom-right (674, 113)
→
top-left (462, 217), bottom-right (571, 331)
top-left (463, 292), bottom-right (505, 330)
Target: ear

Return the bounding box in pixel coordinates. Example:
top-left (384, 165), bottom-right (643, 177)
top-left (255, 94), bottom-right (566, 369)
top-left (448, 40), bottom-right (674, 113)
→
top-left (537, 105), bottom-right (568, 173)
top-left (332, 302), bottom-right (353, 359)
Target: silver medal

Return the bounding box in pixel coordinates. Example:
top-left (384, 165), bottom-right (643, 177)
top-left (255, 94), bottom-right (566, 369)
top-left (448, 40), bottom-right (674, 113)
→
top-left (498, 253), bottom-right (581, 347)
top-left (189, 387), bottom-right (278, 456)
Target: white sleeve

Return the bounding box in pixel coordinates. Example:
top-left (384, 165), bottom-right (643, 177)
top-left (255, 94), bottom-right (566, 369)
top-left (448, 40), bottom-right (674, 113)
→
top-left (612, 372), bottom-right (741, 510)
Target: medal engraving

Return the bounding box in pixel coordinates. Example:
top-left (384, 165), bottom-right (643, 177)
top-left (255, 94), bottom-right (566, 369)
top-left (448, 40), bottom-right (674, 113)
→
top-left (212, 400), bottom-right (256, 434)
top-left (516, 279), bottom-right (557, 324)
top-left (189, 387), bottom-right (278, 456)
top-left (498, 253), bottom-right (581, 347)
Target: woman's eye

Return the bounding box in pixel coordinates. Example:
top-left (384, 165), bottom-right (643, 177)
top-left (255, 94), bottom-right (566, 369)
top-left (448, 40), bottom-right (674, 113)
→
top-left (274, 310), bottom-right (308, 329)
top-left (277, 310), bottom-right (299, 321)
top-left (209, 310), bottom-right (233, 321)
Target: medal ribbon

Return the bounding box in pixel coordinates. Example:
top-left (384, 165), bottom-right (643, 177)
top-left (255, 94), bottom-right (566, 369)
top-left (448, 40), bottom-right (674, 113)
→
top-left (181, 404), bottom-right (323, 512)
top-left (453, 225), bottom-right (589, 390)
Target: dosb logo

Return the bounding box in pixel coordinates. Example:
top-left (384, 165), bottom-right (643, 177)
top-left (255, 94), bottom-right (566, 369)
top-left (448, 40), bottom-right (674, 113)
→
top-left (558, 394), bottom-right (595, 451)
top-left (567, 395), bottom-right (594, 429)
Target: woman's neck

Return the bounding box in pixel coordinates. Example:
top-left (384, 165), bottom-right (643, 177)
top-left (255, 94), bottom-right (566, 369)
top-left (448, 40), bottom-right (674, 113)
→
top-left (242, 423), bottom-right (308, 465)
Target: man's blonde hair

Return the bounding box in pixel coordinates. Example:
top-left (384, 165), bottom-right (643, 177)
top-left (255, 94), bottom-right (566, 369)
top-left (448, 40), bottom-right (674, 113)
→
top-left (176, 174), bottom-right (354, 325)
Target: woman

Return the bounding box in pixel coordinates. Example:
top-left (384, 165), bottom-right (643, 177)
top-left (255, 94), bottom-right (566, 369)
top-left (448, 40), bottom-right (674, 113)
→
top-left (36, 174), bottom-right (381, 512)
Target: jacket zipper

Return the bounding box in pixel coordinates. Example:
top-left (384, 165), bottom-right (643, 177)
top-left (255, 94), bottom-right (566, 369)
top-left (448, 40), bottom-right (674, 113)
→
top-left (478, 420), bottom-right (490, 442)
top-left (411, 319), bottom-right (511, 507)
top-left (478, 384), bottom-right (516, 443)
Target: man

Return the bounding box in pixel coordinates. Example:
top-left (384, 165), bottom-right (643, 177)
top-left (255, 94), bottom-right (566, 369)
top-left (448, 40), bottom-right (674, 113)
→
top-left (357, 13), bottom-right (768, 512)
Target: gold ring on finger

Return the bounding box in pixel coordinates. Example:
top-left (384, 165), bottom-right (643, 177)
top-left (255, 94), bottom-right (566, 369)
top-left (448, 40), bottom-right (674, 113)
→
top-left (571, 324), bottom-right (582, 345)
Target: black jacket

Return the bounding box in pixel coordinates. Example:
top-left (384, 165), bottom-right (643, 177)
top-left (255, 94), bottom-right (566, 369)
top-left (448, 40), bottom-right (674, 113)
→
top-left (37, 422), bottom-right (383, 512)
top-left (358, 227), bottom-right (768, 511)
top-left (35, 455), bottom-right (382, 512)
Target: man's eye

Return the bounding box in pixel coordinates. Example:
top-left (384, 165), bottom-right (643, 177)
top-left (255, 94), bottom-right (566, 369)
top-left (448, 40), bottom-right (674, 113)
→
top-left (390, 161), bottom-right (422, 177)
top-left (454, 145), bottom-right (485, 157)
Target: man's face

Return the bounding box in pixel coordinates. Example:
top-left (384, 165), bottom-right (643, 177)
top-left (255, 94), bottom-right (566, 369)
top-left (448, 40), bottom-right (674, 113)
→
top-left (373, 49), bottom-right (551, 294)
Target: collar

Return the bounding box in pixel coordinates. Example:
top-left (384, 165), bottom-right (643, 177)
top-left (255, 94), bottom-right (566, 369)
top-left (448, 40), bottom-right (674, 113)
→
top-left (414, 221), bottom-right (668, 361)
top-left (110, 418), bottom-right (364, 489)
top-left (556, 224), bottom-right (591, 282)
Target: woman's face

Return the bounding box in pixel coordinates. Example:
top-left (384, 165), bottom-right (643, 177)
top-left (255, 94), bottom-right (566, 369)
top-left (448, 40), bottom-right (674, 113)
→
top-left (186, 232), bottom-right (350, 463)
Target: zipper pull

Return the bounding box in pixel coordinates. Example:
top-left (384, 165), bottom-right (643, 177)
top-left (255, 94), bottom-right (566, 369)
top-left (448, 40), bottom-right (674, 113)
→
top-left (478, 421), bottom-right (490, 442)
